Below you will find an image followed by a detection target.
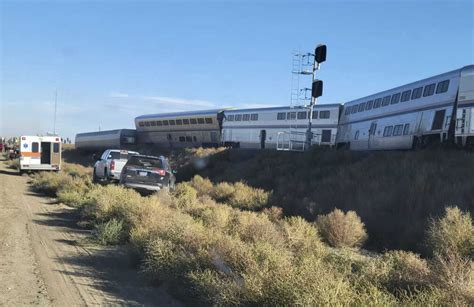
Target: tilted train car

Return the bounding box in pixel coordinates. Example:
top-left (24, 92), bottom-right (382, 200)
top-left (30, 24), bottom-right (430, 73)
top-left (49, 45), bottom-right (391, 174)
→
top-left (75, 129), bottom-right (136, 151)
top-left (134, 109), bottom-right (226, 148)
top-left (221, 104), bottom-right (341, 149)
top-left (336, 65), bottom-right (474, 150)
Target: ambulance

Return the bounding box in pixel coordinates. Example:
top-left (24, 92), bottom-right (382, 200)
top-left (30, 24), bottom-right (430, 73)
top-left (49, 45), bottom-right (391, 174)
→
top-left (19, 135), bottom-right (62, 173)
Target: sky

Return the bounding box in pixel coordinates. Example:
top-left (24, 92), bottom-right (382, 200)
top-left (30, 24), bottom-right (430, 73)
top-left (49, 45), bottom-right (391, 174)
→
top-left (1, 0), bottom-right (473, 140)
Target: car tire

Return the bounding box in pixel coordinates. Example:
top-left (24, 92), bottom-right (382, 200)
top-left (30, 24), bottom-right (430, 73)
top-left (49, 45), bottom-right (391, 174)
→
top-left (92, 168), bottom-right (99, 183)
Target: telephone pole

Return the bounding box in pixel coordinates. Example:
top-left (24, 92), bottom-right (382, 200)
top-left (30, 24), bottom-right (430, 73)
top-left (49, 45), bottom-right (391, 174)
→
top-left (53, 89), bottom-right (58, 135)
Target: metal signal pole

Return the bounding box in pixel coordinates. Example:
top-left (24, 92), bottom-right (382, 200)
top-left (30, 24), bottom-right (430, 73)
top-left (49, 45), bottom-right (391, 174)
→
top-left (305, 44), bottom-right (326, 149)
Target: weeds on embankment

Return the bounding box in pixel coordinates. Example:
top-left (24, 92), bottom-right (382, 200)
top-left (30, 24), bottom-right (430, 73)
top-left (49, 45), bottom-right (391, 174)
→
top-left (28, 158), bottom-right (474, 306)
top-left (179, 147), bottom-right (474, 253)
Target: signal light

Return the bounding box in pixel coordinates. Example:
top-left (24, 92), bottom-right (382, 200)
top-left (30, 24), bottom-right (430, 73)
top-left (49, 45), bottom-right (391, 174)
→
top-left (315, 44), bottom-right (327, 64)
top-left (312, 80), bottom-right (323, 98)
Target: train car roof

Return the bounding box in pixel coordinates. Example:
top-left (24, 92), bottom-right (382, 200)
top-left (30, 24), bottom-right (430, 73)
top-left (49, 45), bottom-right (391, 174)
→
top-left (76, 129), bottom-right (135, 137)
top-left (223, 104), bottom-right (341, 114)
top-left (343, 65), bottom-right (472, 108)
top-left (135, 108), bottom-right (228, 120)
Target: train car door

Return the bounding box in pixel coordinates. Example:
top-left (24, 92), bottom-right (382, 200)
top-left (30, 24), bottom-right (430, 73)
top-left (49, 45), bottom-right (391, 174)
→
top-left (368, 121), bottom-right (377, 149)
top-left (260, 130), bottom-right (266, 149)
top-left (40, 142), bottom-right (51, 164)
top-left (51, 142), bottom-right (61, 166)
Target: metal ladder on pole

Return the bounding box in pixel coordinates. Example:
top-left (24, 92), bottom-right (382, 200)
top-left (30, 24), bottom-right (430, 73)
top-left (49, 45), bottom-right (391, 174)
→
top-left (277, 52), bottom-right (313, 151)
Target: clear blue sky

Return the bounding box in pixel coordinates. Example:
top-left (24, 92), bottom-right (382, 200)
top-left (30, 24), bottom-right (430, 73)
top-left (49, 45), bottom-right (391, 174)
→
top-left (1, 0), bottom-right (473, 140)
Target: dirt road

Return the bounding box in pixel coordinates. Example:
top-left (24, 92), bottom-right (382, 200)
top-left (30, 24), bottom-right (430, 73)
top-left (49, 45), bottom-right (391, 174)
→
top-left (0, 158), bottom-right (180, 306)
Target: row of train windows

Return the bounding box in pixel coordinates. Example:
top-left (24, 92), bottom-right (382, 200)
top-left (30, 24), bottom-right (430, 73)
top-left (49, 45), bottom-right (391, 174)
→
top-left (383, 124), bottom-right (410, 137)
top-left (139, 117), bottom-right (213, 127)
top-left (178, 136), bottom-right (198, 142)
top-left (277, 110), bottom-right (330, 120)
top-left (226, 113), bottom-right (259, 121)
top-left (344, 80), bottom-right (450, 116)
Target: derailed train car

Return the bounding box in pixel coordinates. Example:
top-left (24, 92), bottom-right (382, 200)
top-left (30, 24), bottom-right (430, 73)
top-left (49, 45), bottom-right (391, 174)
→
top-left (336, 65), bottom-right (474, 150)
top-left (221, 104), bottom-right (341, 149)
top-left (75, 129), bottom-right (136, 151)
top-left (134, 109), bottom-right (227, 148)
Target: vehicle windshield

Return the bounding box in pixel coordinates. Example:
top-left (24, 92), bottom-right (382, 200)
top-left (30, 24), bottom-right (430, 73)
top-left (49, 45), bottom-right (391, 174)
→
top-left (127, 156), bottom-right (163, 169)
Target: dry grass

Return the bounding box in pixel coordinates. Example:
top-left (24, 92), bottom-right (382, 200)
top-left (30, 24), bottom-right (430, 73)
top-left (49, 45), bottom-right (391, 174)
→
top-left (27, 159), bottom-right (474, 305)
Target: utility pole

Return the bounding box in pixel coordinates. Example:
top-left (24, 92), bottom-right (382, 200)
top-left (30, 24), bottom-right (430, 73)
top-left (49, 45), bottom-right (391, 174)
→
top-left (305, 44), bottom-right (327, 149)
top-left (53, 89), bottom-right (58, 135)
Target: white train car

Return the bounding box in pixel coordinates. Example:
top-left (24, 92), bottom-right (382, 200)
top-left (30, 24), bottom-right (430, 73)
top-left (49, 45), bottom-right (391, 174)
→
top-left (135, 109), bottom-right (226, 148)
top-left (222, 104), bottom-right (341, 149)
top-left (75, 129), bottom-right (136, 151)
top-left (336, 65), bottom-right (474, 150)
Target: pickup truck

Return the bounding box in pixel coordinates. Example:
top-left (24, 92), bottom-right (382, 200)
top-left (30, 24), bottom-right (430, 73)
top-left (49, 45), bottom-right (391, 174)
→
top-left (93, 149), bottom-right (139, 183)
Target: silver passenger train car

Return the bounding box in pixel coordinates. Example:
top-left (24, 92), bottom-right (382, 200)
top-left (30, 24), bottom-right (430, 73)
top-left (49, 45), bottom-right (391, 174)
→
top-left (75, 129), bottom-right (137, 151)
top-left (221, 104), bottom-right (341, 149)
top-left (134, 109), bottom-right (226, 148)
top-left (336, 65), bottom-right (474, 150)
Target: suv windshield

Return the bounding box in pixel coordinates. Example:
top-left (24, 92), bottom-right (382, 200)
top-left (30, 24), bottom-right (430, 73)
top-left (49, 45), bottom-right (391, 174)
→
top-left (127, 156), bottom-right (163, 169)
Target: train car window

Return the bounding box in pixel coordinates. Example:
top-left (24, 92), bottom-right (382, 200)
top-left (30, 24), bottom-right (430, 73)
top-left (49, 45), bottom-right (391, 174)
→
top-left (150, 121), bottom-right (156, 126)
top-left (297, 112), bottom-right (307, 120)
top-left (358, 103), bottom-right (366, 112)
top-left (179, 136), bottom-right (185, 142)
top-left (382, 95), bottom-right (391, 107)
top-left (169, 120), bottom-right (176, 125)
top-left (373, 98), bottom-right (382, 108)
top-left (235, 115), bottom-right (242, 121)
top-left (190, 118), bottom-right (197, 124)
top-left (186, 136), bottom-right (192, 142)
top-left (205, 118), bottom-right (213, 124)
top-left (344, 107), bottom-right (351, 115)
top-left (383, 126), bottom-right (393, 137)
top-left (53, 143), bottom-right (60, 153)
top-left (277, 112), bottom-right (285, 120)
top-left (145, 121), bottom-right (151, 127)
top-left (319, 110), bottom-right (330, 119)
top-left (354, 130), bottom-right (359, 140)
top-left (436, 80), bottom-right (450, 94)
top-left (183, 119), bottom-right (190, 125)
top-left (401, 90), bottom-right (411, 102)
top-left (243, 114), bottom-right (250, 121)
top-left (393, 124), bottom-right (403, 136)
top-left (197, 118), bottom-right (205, 124)
top-left (193, 136), bottom-right (197, 142)
top-left (227, 115), bottom-right (234, 121)
top-left (391, 93), bottom-right (401, 104)
top-left (423, 83), bottom-right (436, 97)
top-left (156, 121), bottom-right (162, 126)
top-left (403, 124), bottom-right (410, 135)
top-left (32, 142), bottom-right (39, 152)
top-left (250, 114), bottom-right (258, 121)
top-left (138, 121), bottom-right (144, 127)
top-left (312, 111), bottom-right (318, 119)
top-left (366, 100), bottom-right (374, 110)
top-left (162, 120), bottom-right (169, 126)
top-left (287, 112), bottom-right (296, 120)
top-left (411, 87), bottom-right (423, 99)
top-left (176, 119), bottom-right (182, 125)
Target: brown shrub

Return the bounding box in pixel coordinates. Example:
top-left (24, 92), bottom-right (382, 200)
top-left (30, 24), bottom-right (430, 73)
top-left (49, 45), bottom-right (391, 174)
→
top-left (316, 209), bottom-right (368, 248)
top-left (426, 206), bottom-right (474, 258)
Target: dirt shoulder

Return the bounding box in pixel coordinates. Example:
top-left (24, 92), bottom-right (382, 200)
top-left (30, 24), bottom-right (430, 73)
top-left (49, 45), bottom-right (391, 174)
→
top-left (0, 158), bottom-right (180, 306)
